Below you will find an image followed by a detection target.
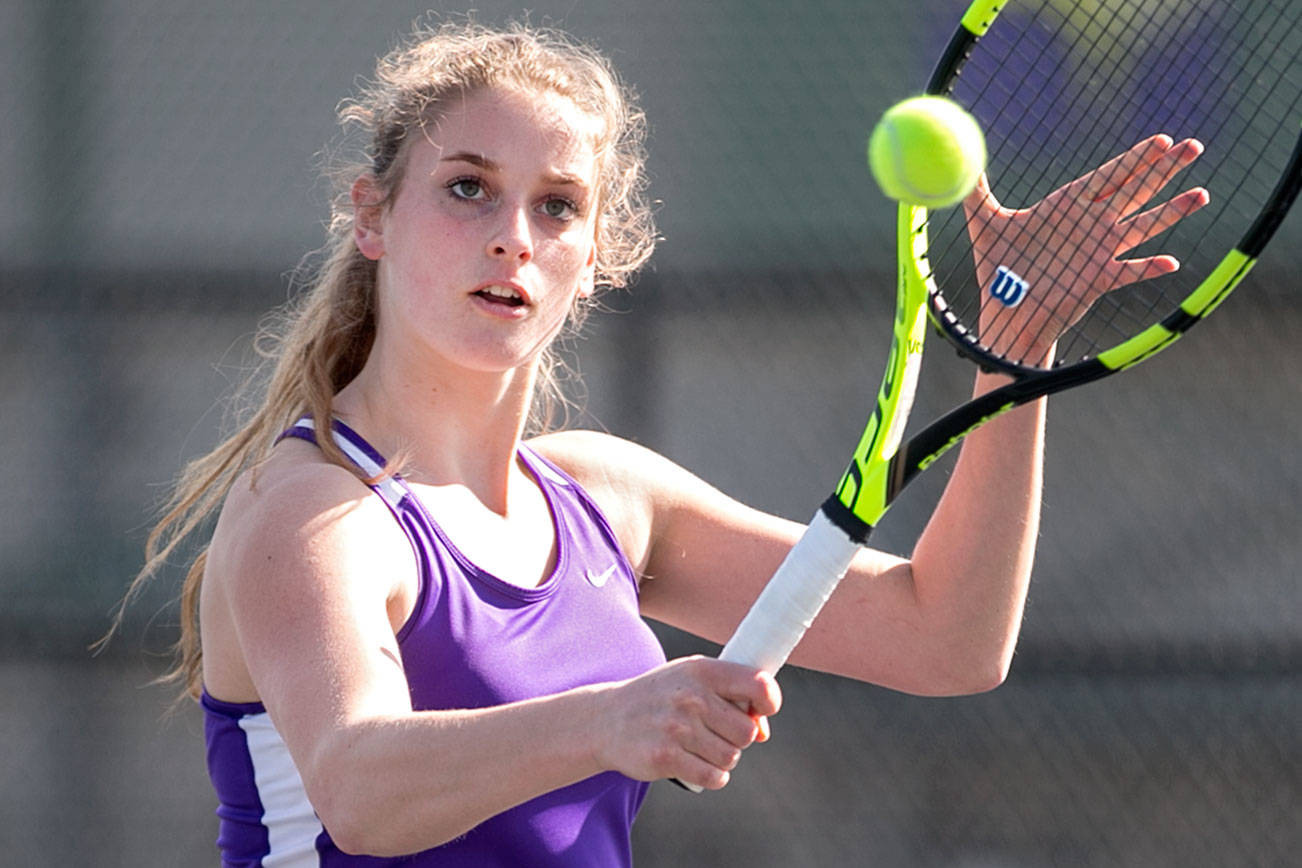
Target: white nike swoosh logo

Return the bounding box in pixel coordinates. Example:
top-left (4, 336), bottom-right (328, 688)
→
top-left (585, 564), bottom-right (618, 588)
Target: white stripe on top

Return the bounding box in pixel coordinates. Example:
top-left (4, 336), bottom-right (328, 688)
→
top-left (294, 418), bottom-right (408, 509)
top-left (239, 710), bottom-right (324, 867)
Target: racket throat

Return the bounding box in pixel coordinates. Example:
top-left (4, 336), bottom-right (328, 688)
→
top-left (820, 494), bottom-right (875, 544)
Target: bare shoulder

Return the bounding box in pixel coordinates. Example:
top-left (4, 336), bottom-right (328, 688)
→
top-left (527, 430), bottom-right (739, 576)
top-left (529, 429), bottom-right (731, 507)
top-left (530, 429), bottom-right (661, 488)
top-left (211, 439), bottom-right (400, 565)
top-left (202, 439), bottom-right (417, 698)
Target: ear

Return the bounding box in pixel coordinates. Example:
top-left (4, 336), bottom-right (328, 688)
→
top-left (576, 239), bottom-right (597, 299)
top-left (352, 174), bottom-right (387, 261)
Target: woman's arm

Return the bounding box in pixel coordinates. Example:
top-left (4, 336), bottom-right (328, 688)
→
top-left (202, 454), bottom-right (779, 856)
top-left (538, 400), bottom-right (1040, 699)
top-left (540, 138), bottom-right (1210, 699)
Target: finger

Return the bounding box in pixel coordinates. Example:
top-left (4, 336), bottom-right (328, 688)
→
top-left (673, 750), bottom-right (732, 791)
top-left (753, 714), bottom-right (771, 743)
top-left (683, 717), bottom-right (748, 772)
top-left (688, 666), bottom-right (780, 753)
top-left (1108, 253), bottom-right (1181, 291)
top-left (696, 660), bottom-right (783, 720)
top-left (699, 691), bottom-right (768, 750)
top-left (1119, 185), bottom-right (1210, 252)
top-left (660, 660), bottom-right (770, 750)
top-left (751, 670), bottom-right (782, 717)
top-left (963, 172), bottom-right (999, 218)
top-left (1113, 138), bottom-right (1205, 216)
top-left (1082, 134), bottom-right (1174, 201)
top-left (657, 696), bottom-right (747, 782)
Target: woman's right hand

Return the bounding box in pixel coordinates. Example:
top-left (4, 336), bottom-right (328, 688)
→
top-left (593, 656), bottom-right (782, 791)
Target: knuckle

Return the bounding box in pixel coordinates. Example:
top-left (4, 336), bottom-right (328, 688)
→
top-left (731, 722), bottom-right (757, 750)
top-left (670, 687), bottom-right (707, 717)
top-left (648, 743), bottom-right (677, 774)
top-left (675, 654), bottom-right (706, 672)
top-left (663, 717), bottom-right (692, 743)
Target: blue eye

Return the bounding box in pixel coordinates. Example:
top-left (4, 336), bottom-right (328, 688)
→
top-left (449, 178), bottom-right (485, 200)
top-left (541, 197), bottom-right (577, 220)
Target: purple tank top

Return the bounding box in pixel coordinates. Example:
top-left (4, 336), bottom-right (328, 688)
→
top-left (202, 418), bottom-right (667, 866)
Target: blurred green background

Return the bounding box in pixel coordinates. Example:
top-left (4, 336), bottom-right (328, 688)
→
top-left (1, 1), bottom-right (1297, 865)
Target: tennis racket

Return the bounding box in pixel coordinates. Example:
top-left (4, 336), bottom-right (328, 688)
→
top-left (681, 0), bottom-right (1302, 791)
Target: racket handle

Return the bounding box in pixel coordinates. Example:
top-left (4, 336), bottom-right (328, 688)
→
top-left (674, 508), bottom-right (863, 793)
top-left (719, 508), bottom-right (863, 671)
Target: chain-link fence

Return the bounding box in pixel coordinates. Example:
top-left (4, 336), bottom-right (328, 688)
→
top-left (1, 1), bottom-right (1297, 865)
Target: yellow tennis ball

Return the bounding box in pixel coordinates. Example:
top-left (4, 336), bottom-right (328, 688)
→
top-left (868, 96), bottom-right (986, 209)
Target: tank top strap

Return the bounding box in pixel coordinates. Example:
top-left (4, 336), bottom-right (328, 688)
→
top-left (278, 417), bottom-right (441, 637)
top-left (516, 443), bottom-right (638, 593)
top-left (279, 416), bottom-right (411, 512)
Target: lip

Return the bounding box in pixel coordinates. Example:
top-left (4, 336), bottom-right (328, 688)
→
top-left (471, 279), bottom-right (532, 307)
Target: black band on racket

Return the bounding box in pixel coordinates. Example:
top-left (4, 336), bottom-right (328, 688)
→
top-left (925, 27), bottom-right (979, 95)
top-left (1241, 132), bottom-right (1302, 258)
top-left (819, 496), bottom-right (873, 544)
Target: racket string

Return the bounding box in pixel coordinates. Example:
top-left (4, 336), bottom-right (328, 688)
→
top-left (927, 0), bottom-right (1302, 371)
top-left (945, 0), bottom-right (1156, 361)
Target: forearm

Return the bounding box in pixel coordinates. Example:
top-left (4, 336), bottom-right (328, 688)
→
top-left (305, 685), bottom-right (607, 856)
top-left (774, 374), bottom-right (1042, 694)
top-left (906, 369), bottom-right (1046, 688)
top-left (304, 654), bottom-right (778, 855)
top-left (596, 409), bottom-right (1044, 695)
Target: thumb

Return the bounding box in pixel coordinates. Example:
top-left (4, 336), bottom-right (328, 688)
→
top-left (964, 172), bottom-right (997, 218)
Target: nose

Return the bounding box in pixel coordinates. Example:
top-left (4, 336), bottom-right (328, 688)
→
top-left (488, 205), bottom-right (533, 263)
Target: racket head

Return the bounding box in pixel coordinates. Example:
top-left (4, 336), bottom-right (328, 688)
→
top-left (920, 0), bottom-right (1302, 378)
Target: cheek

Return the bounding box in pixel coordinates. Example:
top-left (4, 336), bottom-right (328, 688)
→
top-left (534, 239), bottom-right (585, 282)
top-left (543, 226), bottom-right (597, 277)
top-left (385, 221), bottom-right (462, 284)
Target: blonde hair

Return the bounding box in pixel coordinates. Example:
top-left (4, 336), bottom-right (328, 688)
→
top-left (107, 19), bottom-right (657, 699)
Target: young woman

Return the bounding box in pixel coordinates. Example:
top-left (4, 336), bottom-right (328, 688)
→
top-left (118, 19), bottom-right (1207, 867)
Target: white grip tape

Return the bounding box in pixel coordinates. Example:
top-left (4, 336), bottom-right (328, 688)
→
top-left (718, 509), bottom-right (861, 674)
top-left (676, 511), bottom-right (859, 793)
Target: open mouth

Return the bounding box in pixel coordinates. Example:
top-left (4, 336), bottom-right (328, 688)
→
top-left (475, 285), bottom-right (526, 307)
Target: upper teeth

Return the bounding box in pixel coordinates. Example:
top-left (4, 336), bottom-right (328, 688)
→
top-left (482, 286), bottom-right (521, 300)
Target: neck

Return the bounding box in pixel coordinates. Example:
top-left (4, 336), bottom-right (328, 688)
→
top-left (331, 339), bottom-right (541, 513)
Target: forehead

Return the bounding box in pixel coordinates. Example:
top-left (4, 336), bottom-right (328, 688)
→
top-left (418, 87), bottom-right (602, 177)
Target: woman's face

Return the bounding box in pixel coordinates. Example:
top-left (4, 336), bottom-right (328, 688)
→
top-left (355, 86), bottom-right (601, 379)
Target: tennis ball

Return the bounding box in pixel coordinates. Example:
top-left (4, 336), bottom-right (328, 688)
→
top-left (867, 96), bottom-right (986, 209)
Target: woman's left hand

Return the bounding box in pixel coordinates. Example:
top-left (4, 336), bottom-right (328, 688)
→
top-left (964, 134), bottom-right (1210, 362)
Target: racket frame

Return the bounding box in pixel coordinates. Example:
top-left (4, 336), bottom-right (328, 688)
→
top-left (677, 0), bottom-right (1302, 792)
top-left (829, 1), bottom-right (1302, 534)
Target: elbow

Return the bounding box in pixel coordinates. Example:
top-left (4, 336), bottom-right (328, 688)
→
top-left (955, 652), bottom-right (1013, 695)
top-left (303, 738), bottom-right (461, 857)
top-left (945, 642), bottom-right (1016, 696)
top-left (305, 762), bottom-right (394, 856)
top-left (313, 799), bottom-right (389, 858)
top-left (919, 661), bottom-right (1009, 698)
top-left (325, 825), bottom-right (422, 861)
top-left (311, 776), bottom-right (443, 858)
top-left (318, 815), bottom-right (383, 859)
top-left (912, 638), bottom-right (1016, 697)
top-left (918, 602), bottom-right (1024, 696)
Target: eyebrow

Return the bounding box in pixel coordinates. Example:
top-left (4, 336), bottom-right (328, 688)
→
top-left (441, 151), bottom-right (497, 171)
top-left (440, 151), bottom-right (590, 188)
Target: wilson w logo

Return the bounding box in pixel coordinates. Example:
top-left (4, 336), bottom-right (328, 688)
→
top-left (989, 266), bottom-right (1029, 307)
